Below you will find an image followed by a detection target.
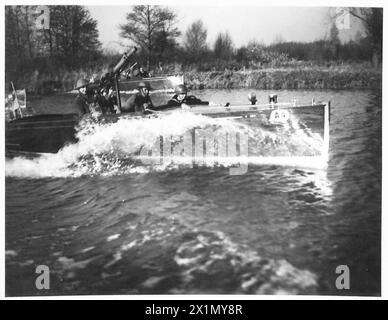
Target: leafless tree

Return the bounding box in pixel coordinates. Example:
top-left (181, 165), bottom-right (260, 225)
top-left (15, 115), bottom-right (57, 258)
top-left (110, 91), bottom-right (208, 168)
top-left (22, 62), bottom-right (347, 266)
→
top-left (119, 5), bottom-right (180, 68)
top-left (214, 32), bottom-right (234, 61)
top-left (184, 20), bottom-right (208, 62)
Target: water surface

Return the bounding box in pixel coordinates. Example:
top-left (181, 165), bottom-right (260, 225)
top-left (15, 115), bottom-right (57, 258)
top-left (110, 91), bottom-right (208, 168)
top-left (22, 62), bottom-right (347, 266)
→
top-left (5, 89), bottom-right (381, 296)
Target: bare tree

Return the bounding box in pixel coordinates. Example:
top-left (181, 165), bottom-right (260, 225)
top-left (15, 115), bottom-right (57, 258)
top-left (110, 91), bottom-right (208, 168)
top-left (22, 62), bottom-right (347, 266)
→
top-left (119, 5), bottom-right (180, 68)
top-left (214, 32), bottom-right (234, 61)
top-left (331, 7), bottom-right (382, 64)
top-left (47, 6), bottom-right (101, 67)
top-left (5, 6), bottom-right (31, 61)
top-left (184, 20), bottom-right (208, 62)
top-left (329, 23), bottom-right (340, 59)
top-left (350, 8), bottom-right (382, 64)
top-left (5, 5), bottom-right (102, 88)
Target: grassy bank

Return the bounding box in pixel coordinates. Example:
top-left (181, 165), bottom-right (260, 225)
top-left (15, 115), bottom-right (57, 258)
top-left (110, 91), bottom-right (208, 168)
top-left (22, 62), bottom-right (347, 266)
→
top-left (184, 65), bottom-right (382, 90)
top-left (7, 63), bottom-right (381, 94)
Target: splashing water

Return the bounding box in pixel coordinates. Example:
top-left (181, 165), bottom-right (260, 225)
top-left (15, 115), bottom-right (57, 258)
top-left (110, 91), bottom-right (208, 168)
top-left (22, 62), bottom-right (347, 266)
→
top-left (5, 111), bottom-right (325, 178)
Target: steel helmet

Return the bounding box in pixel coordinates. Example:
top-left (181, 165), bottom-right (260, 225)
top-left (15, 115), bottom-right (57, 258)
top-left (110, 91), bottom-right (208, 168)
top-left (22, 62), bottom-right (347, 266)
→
top-left (248, 92), bottom-right (257, 105)
top-left (175, 84), bottom-right (188, 95)
top-left (76, 78), bottom-right (89, 89)
top-left (248, 92), bottom-right (257, 101)
top-left (137, 81), bottom-right (151, 90)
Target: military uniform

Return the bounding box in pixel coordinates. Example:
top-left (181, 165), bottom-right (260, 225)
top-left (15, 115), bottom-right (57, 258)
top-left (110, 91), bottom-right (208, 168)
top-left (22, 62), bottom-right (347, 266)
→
top-left (167, 94), bottom-right (209, 107)
top-left (96, 94), bottom-right (117, 114)
top-left (121, 81), bottom-right (153, 113)
top-left (122, 93), bottom-right (154, 113)
top-left (74, 94), bottom-right (91, 116)
top-left (73, 78), bottom-right (94, 117)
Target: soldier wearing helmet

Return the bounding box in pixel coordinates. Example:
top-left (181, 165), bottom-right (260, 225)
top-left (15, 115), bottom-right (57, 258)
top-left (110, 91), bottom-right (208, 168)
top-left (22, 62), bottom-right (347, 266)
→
top-left (95, 84), bottom-right (117, 114)
top-left (74, 78), bottom-right (94, 117)
top-left (139, 67), bottom-right (150, 78)
top-left (121, 81), bottom-right (154, 113)
top-left (167, 84), bottom-right (208, 107)
top-left (248, 92), bottom-right (257, 105)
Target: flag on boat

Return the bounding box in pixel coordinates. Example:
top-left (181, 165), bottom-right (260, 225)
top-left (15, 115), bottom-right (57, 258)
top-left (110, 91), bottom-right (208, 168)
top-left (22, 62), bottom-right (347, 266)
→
top-left (5, 84), bottom-right (34, 121)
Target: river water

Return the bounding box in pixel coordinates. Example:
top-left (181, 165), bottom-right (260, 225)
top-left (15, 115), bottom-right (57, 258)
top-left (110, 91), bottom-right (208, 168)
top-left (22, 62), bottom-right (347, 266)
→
top-left (5, 89), bottom-right (381, 296)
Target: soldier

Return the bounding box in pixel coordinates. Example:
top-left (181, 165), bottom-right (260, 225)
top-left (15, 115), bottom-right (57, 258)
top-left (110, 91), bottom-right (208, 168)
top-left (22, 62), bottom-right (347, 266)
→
top-left (95, 85), bottom-right (117, 114)
top-left (139, 67), bottom-right (150, 78)
top-left (248, 92), bottom-right (257, 105)
top-left (167, 84), bottom-right (209, 107)
top-left (74, 78), bottom-right (94, 117)
top-left (121, 82), bottom-right (154, 113)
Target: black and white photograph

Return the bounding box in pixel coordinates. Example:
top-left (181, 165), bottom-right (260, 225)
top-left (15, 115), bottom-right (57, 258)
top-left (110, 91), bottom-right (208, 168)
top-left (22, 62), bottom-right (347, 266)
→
top-left (2, 1), bottom-right (383, 299)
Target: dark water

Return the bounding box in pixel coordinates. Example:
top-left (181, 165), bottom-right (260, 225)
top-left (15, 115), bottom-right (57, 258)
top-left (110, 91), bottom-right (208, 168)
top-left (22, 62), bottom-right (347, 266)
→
top-left (5, 89), bottom-right (381, 296)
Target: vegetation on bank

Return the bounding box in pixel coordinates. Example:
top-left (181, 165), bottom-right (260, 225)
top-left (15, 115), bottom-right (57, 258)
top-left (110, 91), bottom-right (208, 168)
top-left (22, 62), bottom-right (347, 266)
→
top-left (12, 64), bottom-right (381, 94)
top-left (5, 6), bottom-right (383, 93)
top-left (184, 64), bottom-right (382, 90)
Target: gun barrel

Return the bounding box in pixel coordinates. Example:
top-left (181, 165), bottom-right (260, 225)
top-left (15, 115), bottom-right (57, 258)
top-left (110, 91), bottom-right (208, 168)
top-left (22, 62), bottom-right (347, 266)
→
top-left (113, 47), bottom-right (137, 75)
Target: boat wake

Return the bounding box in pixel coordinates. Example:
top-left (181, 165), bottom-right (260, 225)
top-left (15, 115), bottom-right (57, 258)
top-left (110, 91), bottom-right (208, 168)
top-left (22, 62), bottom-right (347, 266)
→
top-left (5, 111), bottom-right (326, 178)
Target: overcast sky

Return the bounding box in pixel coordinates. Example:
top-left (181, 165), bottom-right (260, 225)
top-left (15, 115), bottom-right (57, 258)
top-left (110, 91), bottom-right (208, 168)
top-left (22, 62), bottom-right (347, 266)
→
top-left (87, 6), bottom-right (361, 52)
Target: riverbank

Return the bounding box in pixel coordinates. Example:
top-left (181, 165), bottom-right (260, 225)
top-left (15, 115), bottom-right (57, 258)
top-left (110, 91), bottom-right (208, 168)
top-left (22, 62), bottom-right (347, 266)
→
top-left (7, 64), bottom-right (381, 95)
top-left (184, 65), bottom-right (381, 90)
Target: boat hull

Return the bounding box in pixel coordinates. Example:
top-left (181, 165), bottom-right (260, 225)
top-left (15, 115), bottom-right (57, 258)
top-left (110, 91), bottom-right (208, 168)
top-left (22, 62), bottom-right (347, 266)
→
top-left (5, 114), bottom-right (79, 155)
top-left (5, 102), bottom-right (330, 157)
top-left (182, 103), bottom-right (327, 138)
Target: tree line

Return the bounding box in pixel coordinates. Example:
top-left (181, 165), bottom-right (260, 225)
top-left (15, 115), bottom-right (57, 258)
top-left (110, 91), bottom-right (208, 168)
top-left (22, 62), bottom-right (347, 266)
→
top-left (5, 5), bottom-right (382, 90)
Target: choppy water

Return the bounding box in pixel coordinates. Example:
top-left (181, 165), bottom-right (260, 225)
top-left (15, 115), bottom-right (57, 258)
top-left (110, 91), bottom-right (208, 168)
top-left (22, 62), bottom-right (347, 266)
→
top-left (5, 89), bottom-right (381, 296)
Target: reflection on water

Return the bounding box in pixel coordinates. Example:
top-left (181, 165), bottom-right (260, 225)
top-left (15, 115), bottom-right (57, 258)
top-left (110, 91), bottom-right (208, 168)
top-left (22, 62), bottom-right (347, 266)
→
top-left (5, 89), bottom-right (381, 296)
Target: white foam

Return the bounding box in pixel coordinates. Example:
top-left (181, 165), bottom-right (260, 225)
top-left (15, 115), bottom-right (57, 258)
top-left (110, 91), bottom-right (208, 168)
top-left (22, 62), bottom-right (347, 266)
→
top-left (5, 112), bottom-right (326, 178)
top-left (106, 234), bottom-right (121, 242)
